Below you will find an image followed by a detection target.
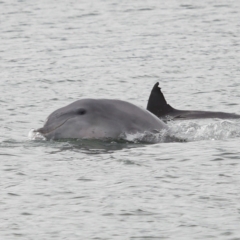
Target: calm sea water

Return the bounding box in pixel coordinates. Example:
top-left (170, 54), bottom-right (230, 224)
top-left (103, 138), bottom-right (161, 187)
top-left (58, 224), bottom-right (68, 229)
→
top-left (1, 0), bottom-right (240, 239)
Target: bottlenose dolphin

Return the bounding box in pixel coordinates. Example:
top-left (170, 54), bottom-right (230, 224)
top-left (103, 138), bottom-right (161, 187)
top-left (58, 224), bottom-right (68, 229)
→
top-left (147, 82), bottom-right (240, 120)
top-left (35, 98), bottom-right (168, 140)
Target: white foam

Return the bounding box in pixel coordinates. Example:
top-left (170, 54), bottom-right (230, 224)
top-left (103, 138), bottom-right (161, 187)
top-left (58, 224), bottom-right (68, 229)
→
top-left (28, 129), bottom-right (46, 140)
top-left (168, 119), bottom-right (240, 141)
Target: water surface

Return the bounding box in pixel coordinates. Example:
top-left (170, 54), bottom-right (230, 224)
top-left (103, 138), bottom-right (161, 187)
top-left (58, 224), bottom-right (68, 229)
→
top-left (1, 0), bottom-right (240, 239)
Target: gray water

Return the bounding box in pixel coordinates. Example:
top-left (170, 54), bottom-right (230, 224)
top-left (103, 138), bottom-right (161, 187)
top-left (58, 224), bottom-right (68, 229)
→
top-left (1, 0), bottom-right (240, 239)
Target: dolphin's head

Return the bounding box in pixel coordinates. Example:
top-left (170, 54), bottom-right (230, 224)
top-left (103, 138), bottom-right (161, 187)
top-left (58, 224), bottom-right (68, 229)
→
top-left (35, 99), bottom-right (121, 140)
top-left (35, 98), bottom-right (168, 141)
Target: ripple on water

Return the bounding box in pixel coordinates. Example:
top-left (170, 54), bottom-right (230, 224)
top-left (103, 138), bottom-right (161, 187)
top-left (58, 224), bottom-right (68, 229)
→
top-left (1, 0), bottom-right (240, 239)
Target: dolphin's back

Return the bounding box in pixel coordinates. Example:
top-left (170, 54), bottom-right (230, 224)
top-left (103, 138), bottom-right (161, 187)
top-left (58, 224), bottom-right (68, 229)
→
top-left (147, 82), bottom-right (240, 120)
top-left (75, 98), bottom-right (167, 132)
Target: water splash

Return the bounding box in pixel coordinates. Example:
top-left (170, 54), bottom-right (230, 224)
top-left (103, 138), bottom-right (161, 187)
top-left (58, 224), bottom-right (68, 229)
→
top-left (168, 120), bottom-right (240, 141)
top-left (28, 129), bottom-right (46, 140)
top-left (28, 120), bottom-right (240, 144)
top-left (122, 129), bottom-right (185, 143)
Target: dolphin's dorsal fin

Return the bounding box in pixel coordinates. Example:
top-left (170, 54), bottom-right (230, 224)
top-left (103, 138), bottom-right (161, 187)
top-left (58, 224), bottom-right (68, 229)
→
top-left (147, 82), bottom-right (175, 118)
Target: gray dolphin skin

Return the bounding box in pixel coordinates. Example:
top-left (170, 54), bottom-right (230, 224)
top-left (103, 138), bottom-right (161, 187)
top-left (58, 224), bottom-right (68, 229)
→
top-left (147, 82), bottom-right (240, 120)
top-left (36, 99), bottom-right (168, 140)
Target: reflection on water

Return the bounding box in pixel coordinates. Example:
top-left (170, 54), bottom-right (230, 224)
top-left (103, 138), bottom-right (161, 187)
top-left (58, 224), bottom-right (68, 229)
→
top-left (46, 139), bottom-right (145, 154)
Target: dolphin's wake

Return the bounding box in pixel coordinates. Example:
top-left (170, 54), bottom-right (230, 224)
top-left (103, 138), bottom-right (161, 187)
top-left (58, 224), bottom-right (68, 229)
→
top-left (29, 119), bottom-right (240, 147)
top-left (122, 129), bottom-right (185, 143)
top-left (168, 119), bottom-right (240, 141)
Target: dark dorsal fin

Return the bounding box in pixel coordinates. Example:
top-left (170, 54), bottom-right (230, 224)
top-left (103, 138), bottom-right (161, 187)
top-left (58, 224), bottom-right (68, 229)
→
top-left (147, 82), bottom-right (175, 118)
